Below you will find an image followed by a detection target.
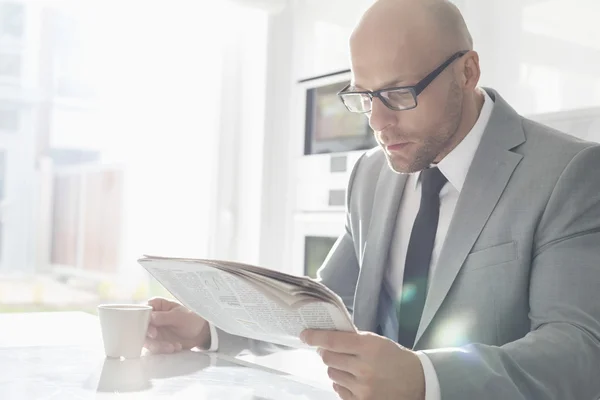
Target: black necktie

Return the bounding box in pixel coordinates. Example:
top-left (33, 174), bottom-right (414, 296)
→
top-left (397, 167), bottom-right (447, 348)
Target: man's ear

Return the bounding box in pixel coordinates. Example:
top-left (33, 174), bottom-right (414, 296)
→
top-left (462, 51), bottom-right (481, 90)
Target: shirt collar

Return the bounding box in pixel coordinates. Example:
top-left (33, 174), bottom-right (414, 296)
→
top-left (415, 89), bottom-right (494, 193)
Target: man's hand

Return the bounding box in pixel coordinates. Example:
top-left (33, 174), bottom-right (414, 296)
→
top-left (301, 329), bottom-right (425, 400)
top-left (144, 297), bottom-right (211, 354)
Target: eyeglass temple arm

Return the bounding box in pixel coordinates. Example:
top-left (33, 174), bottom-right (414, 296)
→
top-left (413, 51), bottom-right (468, 96)
top-left (337, 83), bottom-right (352, 95)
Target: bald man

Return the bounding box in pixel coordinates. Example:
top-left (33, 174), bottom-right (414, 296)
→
top-left (144, 0), bottom-right (600, 399)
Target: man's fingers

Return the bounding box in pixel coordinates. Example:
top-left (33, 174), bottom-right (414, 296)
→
top-left (144, 338), bottom-right (165, 353)
top-left (333, 383), bottom-right (355, 400)
top-left (319, 349), bottom-right (359, 374)
top-left (147, 297), bottom-right (167, 310)
top-left (147, 297), bottom-right (179, 312)
top-left (327, 367), bottom-right (356, 387)
top-left (144, 338), bottom-right (182, 354)
top-left (144, 338), bottom-right (172, 354)
top-left (301, 330), bottom-right (362, 354)
top-left (147, 325), bottom-right (158, 339)
top-left (151, 310), bottom-right (180, 327)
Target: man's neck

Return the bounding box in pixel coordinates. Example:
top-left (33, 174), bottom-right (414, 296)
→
top-left (434, 88), bottom-right (485, 163)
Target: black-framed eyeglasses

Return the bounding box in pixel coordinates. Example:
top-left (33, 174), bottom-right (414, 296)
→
top-left (337, 50), bottom-right (468, 113)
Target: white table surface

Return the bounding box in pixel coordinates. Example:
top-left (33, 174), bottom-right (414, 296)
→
top-left (0, 312), bottom-right (338, 400)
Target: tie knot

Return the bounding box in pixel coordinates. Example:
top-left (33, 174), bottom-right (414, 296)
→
top-left (421, 167), bottom-right (447, 196)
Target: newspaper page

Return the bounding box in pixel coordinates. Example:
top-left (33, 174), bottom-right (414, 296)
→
top-left (139, 257), bottom-right (356, 349)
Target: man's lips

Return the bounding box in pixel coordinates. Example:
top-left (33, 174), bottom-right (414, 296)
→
top-left (386, 142), bottom-right (410, 152)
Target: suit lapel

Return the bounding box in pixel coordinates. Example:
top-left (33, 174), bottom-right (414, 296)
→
top-left (353, 167), bottom-right (407, 332)
top-left (414, 89), bottom-right (526, 346)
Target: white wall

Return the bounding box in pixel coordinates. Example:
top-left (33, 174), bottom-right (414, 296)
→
top-left (210, 6), bottom-right (269, 265)
top-left (256, 0), bottom-right (600, 271)
top-left (291, 0), bottom-right (374, 81)
top-left (257, 4), bottom-right (296, 271)
top-left (462, 0), bottom-right (600, 117)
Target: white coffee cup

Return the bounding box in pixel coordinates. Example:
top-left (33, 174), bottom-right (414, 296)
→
top-left (98, 304), bottom-right (153, 359)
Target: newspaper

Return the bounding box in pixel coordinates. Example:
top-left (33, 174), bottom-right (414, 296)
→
top-left (138, 255), bottom-right (357, 349)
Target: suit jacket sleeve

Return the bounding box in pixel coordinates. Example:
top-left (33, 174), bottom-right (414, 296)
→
top-left (423, 144), bottom-right (600, 400)
top-left (212, 153), bottom-right (365, 357)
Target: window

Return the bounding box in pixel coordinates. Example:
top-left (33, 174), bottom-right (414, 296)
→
top-left (0, 150), bottom-right (6, 202)
top-left (0, 52), bottom-right (21, 79)
top-left (48, 8), bottom-right (95, 99)
top-left (0, 150), bottom-right (5, 262)
top-left (0, 103), bottom-right (19, 132)
top-left (0, 2), bottom-right (25, 40)
top-left (0, 1), bottom-right (269, 314)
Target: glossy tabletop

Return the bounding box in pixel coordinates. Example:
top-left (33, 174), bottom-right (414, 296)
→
top-left (0, 312), bottom-right (338, 400)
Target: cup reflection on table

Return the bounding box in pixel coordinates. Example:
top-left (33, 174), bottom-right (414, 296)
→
top-left (96, 357), bottom-right (152, 393)
top-left (94, 351), bottom-right (215, 393)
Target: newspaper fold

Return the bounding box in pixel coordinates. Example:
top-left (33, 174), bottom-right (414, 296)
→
top-left (138, 255), bottom-right (357, 349)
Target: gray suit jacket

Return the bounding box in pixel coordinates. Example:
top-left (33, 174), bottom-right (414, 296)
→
top-left (218, 88), bottom-right (600, 399)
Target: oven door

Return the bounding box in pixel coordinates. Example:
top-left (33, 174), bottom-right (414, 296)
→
top-left (290, 212), bottom-right (346, 278)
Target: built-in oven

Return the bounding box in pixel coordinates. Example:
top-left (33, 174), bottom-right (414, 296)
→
top-left (288, 70), bottom-right (374, 278)
top-left (295, 70), bottom-right (376, 213)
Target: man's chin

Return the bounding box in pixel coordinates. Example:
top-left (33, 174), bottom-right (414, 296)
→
top-left (386, 156), bottom-right (424, 174)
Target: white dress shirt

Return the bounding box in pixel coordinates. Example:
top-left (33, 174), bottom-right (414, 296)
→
top-left (387, 89), bottom-right (494, 400)
top-left (206, 323), bottom-right (219, 351)
top-left (207, 90), bottom-right (494, 400)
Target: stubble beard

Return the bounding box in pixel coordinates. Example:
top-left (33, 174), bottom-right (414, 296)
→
top-left (387, 81), bottom-right (464, 174)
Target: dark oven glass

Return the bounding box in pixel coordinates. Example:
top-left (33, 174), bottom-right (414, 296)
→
top-left (304, 236), bottom-right (338, 278)
top-left (305, 80), bottom-right (376, 155)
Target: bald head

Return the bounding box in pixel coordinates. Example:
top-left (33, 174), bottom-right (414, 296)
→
top-left (425, 0), bottom-right (473, 51)
top-left (350, 0), bottom-right (473, 86)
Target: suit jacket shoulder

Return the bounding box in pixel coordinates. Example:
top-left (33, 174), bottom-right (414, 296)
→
top-left (518, 117), bottom-right (599, 171)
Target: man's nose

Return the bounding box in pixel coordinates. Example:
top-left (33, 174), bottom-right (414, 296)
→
top-left (368, 97), bottom-right (396, 133)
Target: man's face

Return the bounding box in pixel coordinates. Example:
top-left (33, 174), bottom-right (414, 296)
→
top-left (350, 41), bottom-right (464, 174)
